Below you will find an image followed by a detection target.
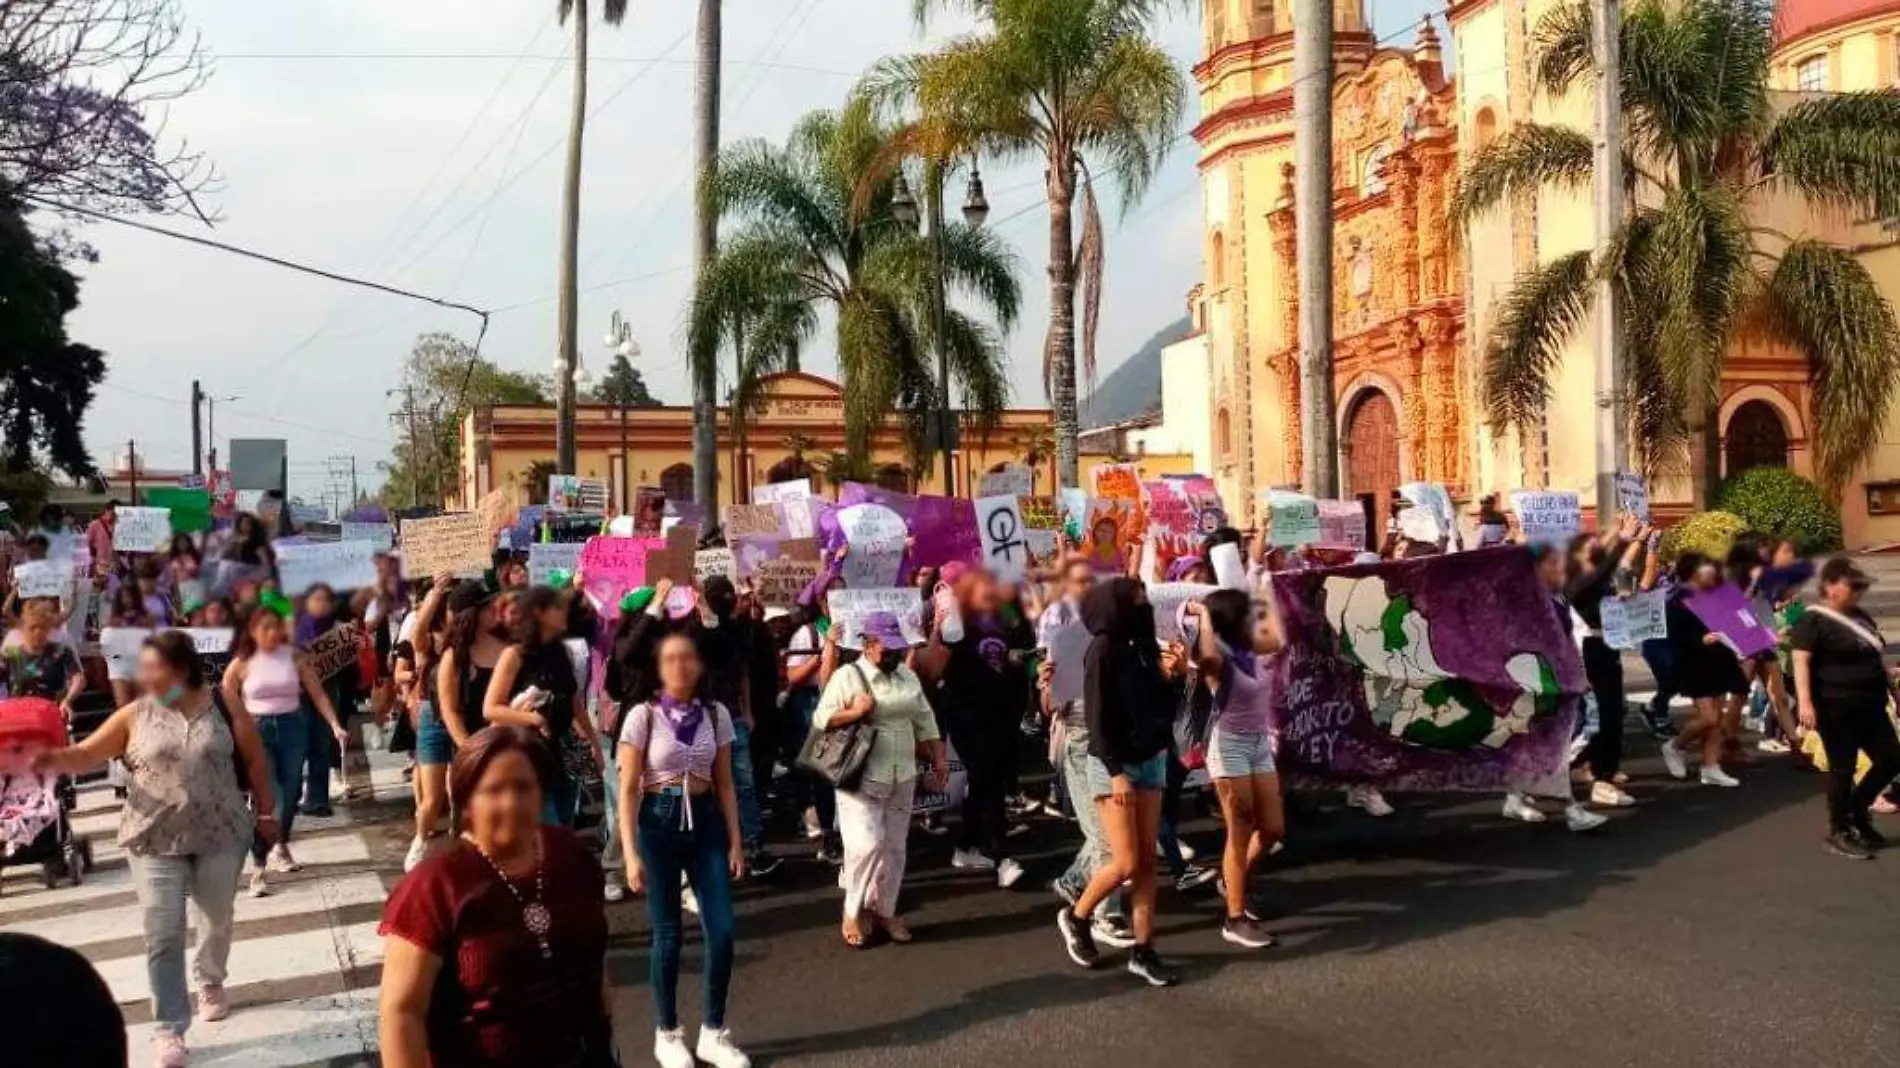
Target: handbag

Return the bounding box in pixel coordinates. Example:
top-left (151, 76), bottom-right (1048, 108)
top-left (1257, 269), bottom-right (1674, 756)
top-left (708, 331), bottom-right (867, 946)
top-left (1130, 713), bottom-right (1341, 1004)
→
top-left (209, 688), bottom-right (250, 794)
top-left (796, 662), bottom-right (877, 791)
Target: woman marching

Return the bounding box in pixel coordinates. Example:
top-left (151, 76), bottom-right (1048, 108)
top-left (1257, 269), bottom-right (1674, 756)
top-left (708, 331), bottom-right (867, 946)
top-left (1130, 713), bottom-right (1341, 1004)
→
top-left (617, 631), bottom-right (752, 1068)
top-left (483, 585), bottom-right (602, 827)
top-left (402, 580), bottom-right (507, 870)
top-left (1790, 557), bottom-right (1900, 859)
top-left (1660, 555), bottom-right (1749, 788)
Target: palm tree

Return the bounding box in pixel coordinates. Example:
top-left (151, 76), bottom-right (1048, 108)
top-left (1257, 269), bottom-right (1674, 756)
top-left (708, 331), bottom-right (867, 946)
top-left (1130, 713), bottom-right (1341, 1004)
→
top-left (1451, 0), bottom-right (1900, 501)
top-left (687, 99), bottom-right (1022, 475)
top-left (691, 0), bottom-right (723, 509)
top-left (554, 0), bottom-right (628, 475)
top-left (867, 0), bottom-right (1187, 489)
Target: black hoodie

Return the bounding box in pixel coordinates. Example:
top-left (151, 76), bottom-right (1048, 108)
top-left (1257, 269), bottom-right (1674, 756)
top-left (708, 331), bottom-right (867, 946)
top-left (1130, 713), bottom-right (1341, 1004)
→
top-left (1081, 578), bottom-right (1173, 776)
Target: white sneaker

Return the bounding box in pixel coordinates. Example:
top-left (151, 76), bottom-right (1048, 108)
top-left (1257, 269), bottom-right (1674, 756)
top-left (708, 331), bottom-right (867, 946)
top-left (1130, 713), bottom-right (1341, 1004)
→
top-left (654, 1027), bottom-right (695, 1068)
top-left (1501, 793), bottom-right (1546, 823)
top-left (602, 871), bottom-right (627, 903)
top-left (951, 848), bottom-right (997, 871)
top-left (1565, 804), bottom-right (1609, 832)
top-left (267, 845), bottom-right (301, 873)
top-left (1155, 839), bottom-right (1197, 862)
top-left (248, 869), bottom-right (269, 898)
top-left (1347, 785), bottom-right (1395, 817)
top-left (996, 858), bottom-right (1025, 889)
top-left (696, 1026), bottom-right (752, 1068)
top-left (1659, 739), bottom-right (1688, 780)
top-left (1700, 765), bottom-right (1741, 788)
top-left (1757, 737), bottom-right (1791, 754)
top-left (802, 810), bottom-right (823, 840)
top-left (403, 836), bottom-right (429, 873)
top-left (682, 885), bottom-right (700, 916)
top-left (1589, 781), bottom-right (1636, 808)
top-left (153, 1032), bottom-right (190, 1068)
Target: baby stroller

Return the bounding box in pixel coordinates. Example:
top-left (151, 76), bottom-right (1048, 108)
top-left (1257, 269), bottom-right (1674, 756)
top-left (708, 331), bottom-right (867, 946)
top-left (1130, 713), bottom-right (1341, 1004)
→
top-left (0, 697), bottom-right (93, 893)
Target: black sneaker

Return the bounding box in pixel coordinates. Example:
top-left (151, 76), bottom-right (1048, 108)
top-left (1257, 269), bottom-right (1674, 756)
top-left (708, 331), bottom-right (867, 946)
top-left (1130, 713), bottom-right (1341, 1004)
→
top-left (1056, 908), bottom-right (1099, 968)
top-left (1851, 821), bottom-right (1888, 849)
top-left (1126, 944), bottom-right (1180, 987)
top-left (1050, 878), bottom-right (1080, 909)
top-left (747, 851), bottom-right (784, 877)
top-left (1174, 864), bottom-right (1217, 893)
top-left (1825, 831), bottom-right (1874, 860)
top-left (1221, 915), bottom-right (1276, 949)
top-left (300, 803), bottom-right (334, 818)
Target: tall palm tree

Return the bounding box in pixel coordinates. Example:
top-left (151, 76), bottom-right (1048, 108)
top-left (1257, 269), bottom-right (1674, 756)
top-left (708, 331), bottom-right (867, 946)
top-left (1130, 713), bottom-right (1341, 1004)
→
top-left (1451, 0), bottom-right (1900, 501)
top-left (688, 99), bottom-right (1022, 474)
top-left (867, 0), bottom-right (1187, 489)
top-left (554, 0), bottom-right (628, 475)
top-left (691, 0), bottom-right (723, 509)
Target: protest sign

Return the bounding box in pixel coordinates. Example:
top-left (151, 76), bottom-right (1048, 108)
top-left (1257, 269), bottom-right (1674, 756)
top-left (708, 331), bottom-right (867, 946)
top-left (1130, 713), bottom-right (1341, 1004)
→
top-left (731, 530), bottom-right (812, 577)
top-left (1686, 583), bottom-right (1777, 658)
top-left (909, 740), bottom-right (969, 815)
top-left (1210, 542), bottom-right (1247, 590)
top-left (303, 623), bottom-right (362, 682)
top-left (12, 561), bottom-right (67, 600)
top-left (1317, 500), bottom-right (1369, 550)
top-left (340, 522), bottom-right (395, 549)
top-left (528, 542), bottom-right (584, 586)
top-left (477, 490), bottom-right (512, 546)
top-left (579, 535), bottom-right (663, 618)
top-left (838, 503), bottom-right (906, 589)
top-left (548, 476), bottom-right (608, 514)
top-left (1045, 615), bottom-right (1092, 706)
top-left (276, 540), bottom-right (378, 596)
top-left (399, 513), bottom-right (490, 579)
top-left (634, 487), bottom-right (666, 535)
top-left (1082, 498), bottom-right (1135, 572)
top-left (645, 525), bottom-right (700, 586)
top-left (755, 558), bottom-right (820, 608)
top-left (1616, 471), bottom-right (1650, 521)
top-left (185, 627), bottom-right (235, 686)
top-left (723, 504), bottom-right (783, 539)
top-left (695, 548), bottom-right (737, 586)
top-left (1508, 489), bottom-right (1582, 545)
top-left (1270, 550), bottom-right (1584, 790)
top-left (974, 495), bottom-right (1032, 582)
top-left (1019, 496), bottom-right (1061, 567)
top-left (828, 588), bottom-right (928, 649)
top-left (113, 507), bottom-right (171, 553)
top-left (1058, 489), bottom-right (1089, 542)
top-left (107, 626), bottom-right (234, 686)
top-left (1143, 480), bottom-right (1196, 538)
top-left (1601, 589), bottom-right (1668, 650)
top-left (752, 479), bottom-right (813, 504)
top-left (1263, 490), bottom-right (1322, 547)
top-left (978, 464), bottom-right (1033, 497)
top-left (1091, 463), bottom-right (1141, 502)
top-left (1146, 583), bottom-right (1218, 642)
top-left (834, 484), bottom-right (981, 575)
top-left (99, 627), bottom-right (145, 679)
top-left (144, 487), bottom-right (212, 534)
top-left (1179, 477), bottom-right (1229, 536)
top-left (1397, 482), bottom-right (1454, 544)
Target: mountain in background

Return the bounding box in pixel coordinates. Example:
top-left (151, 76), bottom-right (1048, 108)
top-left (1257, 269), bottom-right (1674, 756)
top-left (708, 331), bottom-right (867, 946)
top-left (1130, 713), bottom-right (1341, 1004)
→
top-left (1081, 316), bottom-right (1192, 428)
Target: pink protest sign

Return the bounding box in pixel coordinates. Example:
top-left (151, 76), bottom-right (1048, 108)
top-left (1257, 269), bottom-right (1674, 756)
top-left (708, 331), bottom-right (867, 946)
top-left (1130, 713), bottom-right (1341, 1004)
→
top-left (579, 535), bottom-right (665, 618)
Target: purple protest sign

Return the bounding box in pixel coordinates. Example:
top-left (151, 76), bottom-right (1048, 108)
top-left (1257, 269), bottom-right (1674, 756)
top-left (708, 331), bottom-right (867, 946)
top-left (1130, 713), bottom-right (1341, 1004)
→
top-left (1269, 549), bottom-right (1583, 790)
top-left (1685, 583), bottom-right (1778, 658)
top-left (833, 483), bottom-right (981, 578)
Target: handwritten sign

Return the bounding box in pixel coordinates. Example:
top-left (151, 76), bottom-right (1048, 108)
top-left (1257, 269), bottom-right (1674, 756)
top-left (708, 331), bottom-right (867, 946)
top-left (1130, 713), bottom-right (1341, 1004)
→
top-left (548, 476), bottom-right (608, 514)
top-left (113, 507), bottom-right (171, 553)
top-left (828, 588), bottom-right (928, 649)
top-left (276, 540), bottom-right (378, 596)
top-left (1509, 489), bottom-right (1582, 545)
top-left (978, 464), bottom-right (1033, 497)
top-left (1091, 463), bottom-right (1141, 502)
top-left (579, 535), bottom-right (662, 616)
top-left (1263, 490), bottom-right (1322, 547)
top-left (645, 525), bottom-right (701, 587)
top-left (695, 548), bottom-right (737, 586)
top-left (1317, 500), bottom-right (1369, 550)
top-left (1616, 471), bottom-right (1650, 521)
top-left (753, 479), bottom-right (813, 505)
top-left (839, 503), bottom-right (906, 589)
top-left (104, 627), bottom-right (234, 685)
top-left (974, 495), bottom-right (1030, 583)
top-left (340, 522), bottom-right (394, 549)
top-left (722, 504), bottom-right (783, 539)
top-left (12, 561), bottom-right (67, 600)
top-left (1019, 496), bottom-right (1062, 568)
top-left (399, 512), bottom-right (490, 579)
top-left (528, 542), bottom-right (583, 586)
top-left (755, 558), bottom-right (821, 608)
top-left (910, 741), bottom-right (969, 815)
top-left (1210, 542), bottom-right (1248, 590)
top-left (302, 623), bottom-right (362, 682)
top-left (1146, 582), bottom-right (1219, 643)
top-left (1601, 589), bottom-right (1668, 650)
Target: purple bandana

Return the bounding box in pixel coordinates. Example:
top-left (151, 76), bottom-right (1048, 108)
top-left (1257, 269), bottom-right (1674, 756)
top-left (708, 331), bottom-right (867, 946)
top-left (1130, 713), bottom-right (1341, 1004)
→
top-left (656, 693), bottom-right (705, 744)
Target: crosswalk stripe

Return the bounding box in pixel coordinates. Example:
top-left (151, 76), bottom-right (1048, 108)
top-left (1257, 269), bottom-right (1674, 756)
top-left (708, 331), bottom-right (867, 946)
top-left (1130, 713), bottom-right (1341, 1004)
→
top-left (10, 871), bottom-right (388, 952)
top-left (125, 990), bottom-right (380, 1067)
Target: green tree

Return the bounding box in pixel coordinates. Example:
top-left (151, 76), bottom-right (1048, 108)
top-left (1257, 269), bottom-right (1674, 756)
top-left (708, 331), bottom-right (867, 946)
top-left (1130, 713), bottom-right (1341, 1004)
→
top-left (1451, 0), bottom-right (1900, 502)
top-left (379, 332), bottom-right (548, 508)
top-left (867, 0), bottom-right (1188, 489)
top-left (688, 99), bottom-right (1021, 471)
top-left (591, 353), bottom-right (662, 408)
top-left (0, 195), bottom-right (104, 478)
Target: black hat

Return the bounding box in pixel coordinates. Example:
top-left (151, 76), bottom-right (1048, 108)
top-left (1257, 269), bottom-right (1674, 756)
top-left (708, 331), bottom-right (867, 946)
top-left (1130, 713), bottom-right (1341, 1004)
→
top-left (448, 579), bottom-right (497, 613)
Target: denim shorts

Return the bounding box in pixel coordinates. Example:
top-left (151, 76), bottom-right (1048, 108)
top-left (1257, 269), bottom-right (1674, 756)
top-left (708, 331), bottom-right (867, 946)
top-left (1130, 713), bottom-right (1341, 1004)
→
top-left (1087, 752), bottom-right (1167, 796)
top-left (415, 702), bottom-right (454, 767)
top-left (1206, 726), bottom-right (1276, 779)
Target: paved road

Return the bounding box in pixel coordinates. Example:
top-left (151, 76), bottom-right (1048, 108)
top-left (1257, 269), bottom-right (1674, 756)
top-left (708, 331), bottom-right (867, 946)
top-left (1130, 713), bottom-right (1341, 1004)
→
top-left (9, 732), bottom-right (1897, 1068)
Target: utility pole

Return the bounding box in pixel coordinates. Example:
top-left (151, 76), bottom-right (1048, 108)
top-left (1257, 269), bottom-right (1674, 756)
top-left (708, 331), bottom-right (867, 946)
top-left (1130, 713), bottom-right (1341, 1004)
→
top-left (127, 439), bottom-right (139, 503)
top-left (1295, 0), bottom-right (1339, 497)
top-left (350, 456), bottom-right (359, 510)
top-left (689, 0), bottom-right (723, 510)
top-left (190, 380), bottom-right (204, 476)
top-left (391, 385), bottom-right (423, 509)
top-left (1592, 0), bottom-right (1625, 529)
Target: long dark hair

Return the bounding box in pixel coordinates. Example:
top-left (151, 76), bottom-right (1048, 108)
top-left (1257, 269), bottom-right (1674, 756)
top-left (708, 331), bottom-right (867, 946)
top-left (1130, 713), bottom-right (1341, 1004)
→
top-left (511, 585), bottom-right (564, 652)
top-left (231, 604), bottom-right (284, 660)
top-left (110, 582), bottom-right (147, 624)
top-left (1201, 589), bottom-right (1253, 653)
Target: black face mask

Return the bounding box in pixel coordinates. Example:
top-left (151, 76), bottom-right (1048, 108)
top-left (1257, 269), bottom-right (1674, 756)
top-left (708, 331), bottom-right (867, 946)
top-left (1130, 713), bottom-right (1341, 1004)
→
top-left (875, 651), bottom-right (905, 674)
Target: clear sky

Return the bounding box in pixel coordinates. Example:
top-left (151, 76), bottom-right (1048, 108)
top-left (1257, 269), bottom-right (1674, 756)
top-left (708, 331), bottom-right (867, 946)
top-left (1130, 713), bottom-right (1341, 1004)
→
top-left (69, 0), bottom-right (1432, 502)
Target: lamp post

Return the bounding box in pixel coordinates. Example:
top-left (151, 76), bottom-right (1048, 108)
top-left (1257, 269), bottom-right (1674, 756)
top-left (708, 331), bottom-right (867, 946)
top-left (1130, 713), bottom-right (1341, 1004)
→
top-left (892, 158), bottom-right (989, 495)
top-left (602, 311), bottom-right (641, 512)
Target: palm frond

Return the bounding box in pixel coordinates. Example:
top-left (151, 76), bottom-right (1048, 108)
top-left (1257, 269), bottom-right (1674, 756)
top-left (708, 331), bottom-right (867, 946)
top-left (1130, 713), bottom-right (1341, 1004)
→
top-left (1762, 91), bottom-right (1900, 221)
top-left (1077, 171), bottom-right (1106, 393)
top-left (703, 139), bottom-right (843, 268)
top-left (1448, 124), bottom-right (1594, 228)
top-left (1646, 185), bottom-right (1755, 414)
top-left (941, 308), bottom-right (1011, 426)
top-left (1481, 251), bottom-right (1594, 434)
top-left (1762, 240), bottom-right (1900, 493)
top-left (1530, 1), bottom-right (1592, 98)
top-left (1074, 32), bottom-right (1188, 212)
top-left (938, 220), bottom-right (1023, 331)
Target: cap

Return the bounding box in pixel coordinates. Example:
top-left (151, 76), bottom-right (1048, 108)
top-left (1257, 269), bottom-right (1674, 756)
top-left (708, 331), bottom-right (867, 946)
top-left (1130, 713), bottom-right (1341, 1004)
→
top-left (859, 611), bottom-right (913, 650)
top-left (1819, 556), bottom-right (1871, 590)
top-left (448, 579), bottom-right (496, 614)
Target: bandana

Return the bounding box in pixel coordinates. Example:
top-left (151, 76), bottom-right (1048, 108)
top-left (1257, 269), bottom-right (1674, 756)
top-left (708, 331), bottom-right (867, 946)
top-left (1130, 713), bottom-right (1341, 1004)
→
top-left (258, 591), bottom-right (295, 620)
top-left (620, 586), bottom-right (657, 615)
top-left (655, 692), bottom-right (705, 744)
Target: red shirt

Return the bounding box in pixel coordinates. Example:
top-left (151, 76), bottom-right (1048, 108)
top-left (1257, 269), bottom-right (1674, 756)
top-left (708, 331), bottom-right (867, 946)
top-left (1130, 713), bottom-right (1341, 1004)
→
top-left (380, 828), bottom-right (609, 1067)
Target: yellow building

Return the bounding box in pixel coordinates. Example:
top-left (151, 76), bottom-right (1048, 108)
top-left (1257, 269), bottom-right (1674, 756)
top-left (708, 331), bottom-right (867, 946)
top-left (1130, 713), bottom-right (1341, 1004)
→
top-left (1190, 0), bottom-right (1900, 545)
top-left (457, 371), bottom-right (1197, 511)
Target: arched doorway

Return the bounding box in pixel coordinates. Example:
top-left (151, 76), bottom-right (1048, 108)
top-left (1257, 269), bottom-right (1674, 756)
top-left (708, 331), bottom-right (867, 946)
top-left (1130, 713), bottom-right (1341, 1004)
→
top-left (1345, 390), bottom-right (1401, 538)
top-left (874, 464), bottom-right (910, 493)
top-left (1725, 400), bottom-right (1789, 476)
top-left (660, 463), bottom-right (695, 503)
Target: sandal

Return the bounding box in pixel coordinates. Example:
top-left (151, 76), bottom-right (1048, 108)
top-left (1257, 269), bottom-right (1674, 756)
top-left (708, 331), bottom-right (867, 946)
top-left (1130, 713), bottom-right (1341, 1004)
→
top-left (842, 916), bottom-right (867, 949)
top-left (880, 917), bottom-right (914, 944)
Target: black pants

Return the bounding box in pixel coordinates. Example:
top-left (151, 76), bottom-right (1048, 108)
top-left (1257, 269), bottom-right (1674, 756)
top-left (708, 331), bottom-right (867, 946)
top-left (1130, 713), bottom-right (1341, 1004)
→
top-left (950, 713), bottom-right (1013, 861)
top-left (1815, 694), bottom-right (1900, 834)
top-left (1584, 638), bottom-right (1627, 780)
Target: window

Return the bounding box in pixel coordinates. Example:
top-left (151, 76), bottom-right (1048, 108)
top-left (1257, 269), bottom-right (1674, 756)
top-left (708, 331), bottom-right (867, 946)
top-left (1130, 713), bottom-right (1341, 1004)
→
top-left (1796, 55), bottom-right (1828, 92)
top-left (1249, 0), bottom-right (1274, 36)
top-left (1473, 106), bottom-right (1499, 152)
top-left (1211, 231), bottom-right (1227, 288)
top-left (874, 464), bottom-right (910, 492)
top-left (1360, 142), bottom-right (1391, 196)
top-left (1216, 407), bottom-right (1233, 457)
top-left (660, 462), bottom-right (694, 503)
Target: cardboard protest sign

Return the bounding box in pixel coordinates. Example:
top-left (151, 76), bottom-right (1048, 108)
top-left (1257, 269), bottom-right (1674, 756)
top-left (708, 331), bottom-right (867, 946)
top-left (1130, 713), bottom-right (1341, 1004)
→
top-left (827, 588), bottom-right (929, 649)
top-left (1270, 550), bottom-right (1584, 790)
top-left (695, 548), bottom-right (737, 586)
top-left (399, 513), bottom-right (491, 579)
top-left (722, 504), bottom-right (783, 539)
top-left (340, 522), bottom-right (395, 549)
top-left (645, 525), bottom-right (700, 586)
top-left (1317, 500), bottom-right (1369, 550)
top-left (477, 490), bottom-right (512, 546)
top-left (1146, 582), bottom-right (1219, 642)
top-left (754, 558), bottom-right (820, 608)
top-left (978, 464), bottom-right (1033, 497)
top-left (634, 487), bottom-right (666, 535)
top-left (1686, 583), bottom-right (1777, 658)
top-left (528, 542), bottom-right (583, 586)
top-left (732, 531), bottom-right (820, 578)
top-left (12, 561), bottom-right (67, 600)
top-left (548, 476), bottom-right (608, 514)
top-left (1601, 589), bottom-right (1668, 650)
top-left (276, 540), bottom-right (378, 596)
top-left (974, 495), bottom-right (1032, 582)
top-left (1508, 489), bottom-right (1581, 545)
top-left (113, 507), bottom-right (172, 553)
top-left (838, 503), bottom-right (906, 589)
top-left (578, 535), bottom-right (663, 618)
top-left (303, 623), bottom-right (362, 682)
top-left (1263, 490), bottom-right (1322, 547)
top-left (1615, 471), bottom-right (1650, 521)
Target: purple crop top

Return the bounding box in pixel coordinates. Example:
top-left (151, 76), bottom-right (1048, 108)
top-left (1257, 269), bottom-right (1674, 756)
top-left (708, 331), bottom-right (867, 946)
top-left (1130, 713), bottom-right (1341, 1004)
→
top-left (617, 699), bottom-right (734, 789)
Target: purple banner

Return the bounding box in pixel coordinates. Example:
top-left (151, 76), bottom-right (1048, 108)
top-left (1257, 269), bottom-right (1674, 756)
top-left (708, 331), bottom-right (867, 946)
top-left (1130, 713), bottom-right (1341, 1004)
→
top-left (831, 483), bottom-right (982, 579)
top-left (1269, 548), bottom-right (1583, 790)
top-left (1685, 583), bottom-right (1778, 659)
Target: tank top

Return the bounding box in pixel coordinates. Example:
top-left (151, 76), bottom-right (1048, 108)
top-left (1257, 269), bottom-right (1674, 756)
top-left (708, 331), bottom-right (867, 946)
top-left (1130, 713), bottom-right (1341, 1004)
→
top-left (457, 660), bottom-right (496, 736)
top-left (119, 696), bottom-right (254, 857)
top-left (243, 645), bottom-right (303, 716)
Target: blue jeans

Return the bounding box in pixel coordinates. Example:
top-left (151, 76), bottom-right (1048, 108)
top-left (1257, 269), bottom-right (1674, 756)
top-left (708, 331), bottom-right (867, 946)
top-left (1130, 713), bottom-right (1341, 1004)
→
top-left (302, 691), bottom-right (337, 810)
top-left (729, 719), bottom-right (763, 852)
top-left (637, 790), bottom-right (735, 1031)
top-left (253, 712), bottom-right (308, 858)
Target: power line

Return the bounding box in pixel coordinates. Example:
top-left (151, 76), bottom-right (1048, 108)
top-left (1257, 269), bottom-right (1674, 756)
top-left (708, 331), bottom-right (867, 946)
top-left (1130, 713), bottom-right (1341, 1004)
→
top-left (99, 383), bottom-right (396, 448)
top-left (209, 52), bottom-right (858, 77)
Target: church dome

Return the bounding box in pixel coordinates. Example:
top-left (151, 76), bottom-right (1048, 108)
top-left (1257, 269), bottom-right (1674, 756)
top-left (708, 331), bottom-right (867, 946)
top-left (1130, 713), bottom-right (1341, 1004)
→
top-left (1775, 0), bottom-right (1900, 48)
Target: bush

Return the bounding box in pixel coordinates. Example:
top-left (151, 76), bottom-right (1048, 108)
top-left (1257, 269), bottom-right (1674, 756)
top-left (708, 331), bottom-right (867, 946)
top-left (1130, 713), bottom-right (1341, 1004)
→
top-left (1660, 510), bottom-right (1751, 562)
top-left (1715, 467), bottom-right (1842, 554)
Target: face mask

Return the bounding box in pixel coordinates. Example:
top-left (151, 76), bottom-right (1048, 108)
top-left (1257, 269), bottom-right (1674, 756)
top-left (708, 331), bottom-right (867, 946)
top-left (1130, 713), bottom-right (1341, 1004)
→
top-left (876, 651), bottom-right (905, 674)
top-left (157, 683), bottom-right (185, 708)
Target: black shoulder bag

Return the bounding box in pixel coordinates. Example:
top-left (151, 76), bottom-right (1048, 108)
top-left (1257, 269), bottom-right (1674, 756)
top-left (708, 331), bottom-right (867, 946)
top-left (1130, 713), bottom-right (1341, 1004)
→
top-left (795, 662), bottom-right (878, 792)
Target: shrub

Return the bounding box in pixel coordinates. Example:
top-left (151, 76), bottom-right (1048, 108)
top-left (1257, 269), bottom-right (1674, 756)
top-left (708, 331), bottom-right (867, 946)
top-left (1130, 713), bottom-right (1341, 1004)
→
top-left (1660, 510), bottom-right (1751, 561)
top-left (1715, 467), bottom-right (1842, 554)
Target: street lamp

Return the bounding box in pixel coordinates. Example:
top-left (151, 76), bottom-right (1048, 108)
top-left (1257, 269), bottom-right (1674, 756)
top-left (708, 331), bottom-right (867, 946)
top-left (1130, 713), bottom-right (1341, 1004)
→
top-left (891, 159), bottom-right (990, 494)
top-left (603, 311), bottom-right (641, 513)
top-left (205, 393), bottom-right (240, 473)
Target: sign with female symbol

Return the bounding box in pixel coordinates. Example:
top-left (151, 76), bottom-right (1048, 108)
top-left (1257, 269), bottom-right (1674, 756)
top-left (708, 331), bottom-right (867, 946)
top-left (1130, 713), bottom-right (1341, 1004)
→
top-left (975, 495), bottom-right (1028, 582)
